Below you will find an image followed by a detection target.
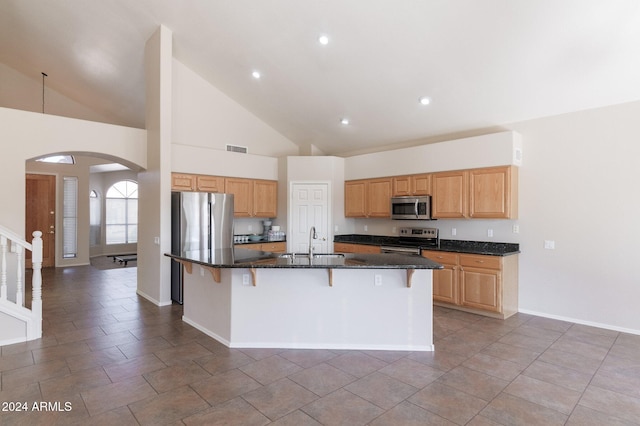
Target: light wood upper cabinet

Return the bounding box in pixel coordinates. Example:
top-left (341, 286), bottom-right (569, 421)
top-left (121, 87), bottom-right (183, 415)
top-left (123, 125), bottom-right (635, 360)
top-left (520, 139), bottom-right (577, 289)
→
top-left (367, 178), bottom-right (392, 217)
top-left (345, 180), bottom-right (367, 217)
top-left (345, 178), bottom-right (391, 218)
top-left (225, 177), bottom-right (277, 218)
top-left (253, 180), bottom-right (278, 218)
top-left (392, 174), bottom-right (431, 196)
top-left (469, 166), bottom-right (518, 219)
top-left (432, 170), bottom-right (468, 218)
top-left (196, 175), bottom-right (225, 193)
top-left (171, 173), bottom-right (196, 191)
top-left (225, 177), bottom-right (253, 217)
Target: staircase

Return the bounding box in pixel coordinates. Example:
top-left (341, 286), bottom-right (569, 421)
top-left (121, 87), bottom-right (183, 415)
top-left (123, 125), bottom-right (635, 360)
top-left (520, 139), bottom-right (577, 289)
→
top-left (0, 225), bottom-right (43, 345)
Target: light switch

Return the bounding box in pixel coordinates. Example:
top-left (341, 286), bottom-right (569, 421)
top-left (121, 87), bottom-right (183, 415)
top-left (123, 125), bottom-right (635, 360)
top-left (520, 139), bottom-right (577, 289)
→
top-left (544, 240), bottom-right (555, 250)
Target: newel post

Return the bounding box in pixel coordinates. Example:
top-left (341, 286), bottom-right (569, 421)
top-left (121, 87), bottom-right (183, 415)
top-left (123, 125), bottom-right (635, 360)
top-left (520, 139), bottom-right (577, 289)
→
top-left (30, 231), bottom-right (43, 338)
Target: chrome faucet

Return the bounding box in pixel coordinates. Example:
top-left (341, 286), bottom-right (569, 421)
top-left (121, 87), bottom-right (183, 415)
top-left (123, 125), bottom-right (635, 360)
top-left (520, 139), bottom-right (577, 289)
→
top-left (309, 226), bottom-right (318, 257)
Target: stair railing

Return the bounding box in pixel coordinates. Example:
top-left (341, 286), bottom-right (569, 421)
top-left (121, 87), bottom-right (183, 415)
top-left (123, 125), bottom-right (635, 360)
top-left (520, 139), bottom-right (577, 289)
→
top-left (0, 225), bottom-right (43, 340)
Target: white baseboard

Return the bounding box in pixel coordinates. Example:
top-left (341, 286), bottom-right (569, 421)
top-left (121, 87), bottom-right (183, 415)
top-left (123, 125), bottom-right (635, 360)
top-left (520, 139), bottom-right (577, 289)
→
top-left (518, 308), bottom-right (640, 336)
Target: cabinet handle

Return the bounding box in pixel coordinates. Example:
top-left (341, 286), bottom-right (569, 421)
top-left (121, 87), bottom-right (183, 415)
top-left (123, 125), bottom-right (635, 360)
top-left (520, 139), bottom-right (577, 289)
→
top-left (475, 260), bottom-right (484, 263)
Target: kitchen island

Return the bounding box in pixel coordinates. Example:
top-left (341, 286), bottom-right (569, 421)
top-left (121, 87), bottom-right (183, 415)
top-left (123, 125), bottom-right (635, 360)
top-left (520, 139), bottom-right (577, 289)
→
top-left (166, 248), bottom-right (442, 351)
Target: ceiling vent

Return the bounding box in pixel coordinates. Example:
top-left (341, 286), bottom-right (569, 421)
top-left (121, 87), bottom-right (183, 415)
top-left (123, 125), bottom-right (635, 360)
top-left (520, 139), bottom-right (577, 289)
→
top-left (226, 144), bottom-right (248, 154)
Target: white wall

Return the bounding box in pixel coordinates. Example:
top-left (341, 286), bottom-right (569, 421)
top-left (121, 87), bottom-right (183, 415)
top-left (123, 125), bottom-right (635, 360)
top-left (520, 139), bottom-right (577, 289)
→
top-left (171, 58), bottom-right (299, 158)
top-left (0, 63), bottom-right (123, 126)
top-left (0, 107), bottom-right (146, 234)
top-left (505, 101), bottom-right (640, 333)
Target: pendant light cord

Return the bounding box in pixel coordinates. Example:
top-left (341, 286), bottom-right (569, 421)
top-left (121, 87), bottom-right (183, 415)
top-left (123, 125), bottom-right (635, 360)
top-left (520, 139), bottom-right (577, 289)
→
top-left (41, 72), bottom-right (48, 113)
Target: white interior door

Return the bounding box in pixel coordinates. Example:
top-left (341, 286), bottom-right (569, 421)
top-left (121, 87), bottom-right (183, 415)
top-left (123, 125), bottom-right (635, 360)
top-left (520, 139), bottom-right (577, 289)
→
top-left (290, 182), bottom-right (330, 254)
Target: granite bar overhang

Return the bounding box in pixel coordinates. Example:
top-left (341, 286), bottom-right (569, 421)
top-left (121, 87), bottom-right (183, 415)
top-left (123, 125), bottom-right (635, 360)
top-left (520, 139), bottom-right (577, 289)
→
top-left (165, 248), bottom-right (443, 270)
top-left (334, 234), bottom-right (520, 256)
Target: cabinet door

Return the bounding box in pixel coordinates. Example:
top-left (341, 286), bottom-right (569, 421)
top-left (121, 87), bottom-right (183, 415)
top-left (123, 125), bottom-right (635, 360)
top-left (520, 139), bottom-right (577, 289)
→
top-left (412, 174), bottom-right (432, 195)
top-left (171, 173), bottom-right (196, 191)
top-left (225, 178), bottom-right (253, 217)
top-left (469, 166), bottom-right (518, 219)
top-left (196, 175), bottom-right (225, 193)
top-left (392, 176), bottom-right (412, 196)
top-left (367, 178), bottom-right (392, 218)
top-left (432, 171), bottom-right (468, 218)
top-left (460, 266), bottom-right (501, 313)
top-left (345, 180), bottom-right (367, 217)
top-left (253, 180), bottom-right (277, 218)
top-left (422, 250), bottom-right (458, 304)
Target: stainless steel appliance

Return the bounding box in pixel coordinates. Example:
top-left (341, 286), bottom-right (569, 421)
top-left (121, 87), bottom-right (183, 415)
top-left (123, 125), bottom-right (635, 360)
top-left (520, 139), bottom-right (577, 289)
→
top-left (171, 192), bottom-right (234, 304)
top-left (381, 227), bottom-right (439, 256)
top-left (391, 195), bottom-right (433, 220)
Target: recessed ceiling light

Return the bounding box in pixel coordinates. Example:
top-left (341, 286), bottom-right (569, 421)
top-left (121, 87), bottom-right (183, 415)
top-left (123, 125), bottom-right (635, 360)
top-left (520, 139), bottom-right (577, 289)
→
top-left (340, 117), bottom-right (350, 125)
top-left (419, 96), bottom-right (431, 106)
top-left (252, 70), bottom-right (261, 79)
top-left (318, 34), bottom-right (330, 45)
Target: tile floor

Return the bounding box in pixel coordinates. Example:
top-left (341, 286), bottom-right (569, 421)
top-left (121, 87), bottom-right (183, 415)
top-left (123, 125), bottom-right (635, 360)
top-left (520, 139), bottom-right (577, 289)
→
top-left (1, 265), bottom-right (640, 425)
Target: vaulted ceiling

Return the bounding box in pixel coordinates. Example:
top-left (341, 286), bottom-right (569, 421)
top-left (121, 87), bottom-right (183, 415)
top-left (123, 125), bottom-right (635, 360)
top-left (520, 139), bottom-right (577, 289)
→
top-left (2, 0), bottom-right (640, 156)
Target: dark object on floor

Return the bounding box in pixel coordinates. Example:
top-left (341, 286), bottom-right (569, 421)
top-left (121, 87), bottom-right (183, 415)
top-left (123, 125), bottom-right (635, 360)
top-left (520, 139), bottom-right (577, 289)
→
top-left (113, 254), bottom-right (137, 266)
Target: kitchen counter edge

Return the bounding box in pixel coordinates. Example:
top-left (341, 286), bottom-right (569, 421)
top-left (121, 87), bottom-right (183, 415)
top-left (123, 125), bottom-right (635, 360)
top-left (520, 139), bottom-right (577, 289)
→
top-left (334, 235), bottom-right (520, 256)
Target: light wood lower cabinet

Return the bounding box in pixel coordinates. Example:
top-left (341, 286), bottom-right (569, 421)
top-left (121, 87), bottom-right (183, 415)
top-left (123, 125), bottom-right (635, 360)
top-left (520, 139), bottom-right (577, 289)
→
top-left (422, 250), bottom-right (518, 319)
top-left (333, 242), bottom-right (381, 254)
top-left (238, 241), bottom-right (286, 252)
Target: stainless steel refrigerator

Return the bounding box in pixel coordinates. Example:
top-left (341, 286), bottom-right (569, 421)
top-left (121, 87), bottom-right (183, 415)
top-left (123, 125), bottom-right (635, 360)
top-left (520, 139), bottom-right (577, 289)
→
top-left (171, 191), bottom-right (234, 304)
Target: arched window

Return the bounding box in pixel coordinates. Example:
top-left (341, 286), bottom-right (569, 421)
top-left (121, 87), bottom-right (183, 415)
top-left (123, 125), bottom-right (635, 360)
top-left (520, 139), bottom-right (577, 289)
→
top-left (105, 180), bottom-right (138, 244)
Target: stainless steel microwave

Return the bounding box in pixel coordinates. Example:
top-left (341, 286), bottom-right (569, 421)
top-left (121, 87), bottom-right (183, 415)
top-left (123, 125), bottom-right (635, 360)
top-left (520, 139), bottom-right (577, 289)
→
top-left (390, 196), bottom-right (433, 220)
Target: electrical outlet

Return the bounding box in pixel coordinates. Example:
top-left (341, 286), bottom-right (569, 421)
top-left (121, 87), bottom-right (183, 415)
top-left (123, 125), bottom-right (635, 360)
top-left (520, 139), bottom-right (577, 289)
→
top-left (487, 229), bottom-right (494, 237)
top-left (242, 274), bottom-right (251, 285)
top-left (392, 226), bottom-right (396, 233)
top-left (512, 225), bottom-right (520, 234)
top-left (335, 225), bottom-right (339, 232)
top-left (200, 267), bottom-right (205, 277)
top-left (451, 228), bottom-right (457, 236)
top-left (374, 274), bottom-right (382, 286)
top-left (248, 225), bottom-right (253, 232)
top-left (364, 225), bottom-right (368, 232)
top-left (153, 236), bottom-right (160, 245)
top-left (544, 240), bottom-right (555, 250)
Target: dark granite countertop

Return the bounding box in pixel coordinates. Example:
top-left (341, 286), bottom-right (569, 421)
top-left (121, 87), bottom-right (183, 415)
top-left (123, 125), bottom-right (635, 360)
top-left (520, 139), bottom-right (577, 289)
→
top-left (166, 248), bottom-right (442, 270)
top-left (334, 234), bottom-right (519, 256)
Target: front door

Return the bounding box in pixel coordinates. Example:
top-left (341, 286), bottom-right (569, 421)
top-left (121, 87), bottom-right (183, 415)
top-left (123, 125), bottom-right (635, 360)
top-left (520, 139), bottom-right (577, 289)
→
top-left (26, 174), bottom-right (56, 268)
top-left (290, 182), bottom-right (330, 253)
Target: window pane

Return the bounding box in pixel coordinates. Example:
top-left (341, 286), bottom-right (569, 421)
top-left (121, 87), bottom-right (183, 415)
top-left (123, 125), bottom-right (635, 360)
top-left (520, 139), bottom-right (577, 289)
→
top-left (106, 225), bottom-right (126, 244)
top-left (127, 225), bottom-right (138, 243)
top-left (63, 177), bottom-right (78, 258)
top-left (127, 199), bottom-right (138, 223)
top-left (106, 199), bottom-right (126, 224)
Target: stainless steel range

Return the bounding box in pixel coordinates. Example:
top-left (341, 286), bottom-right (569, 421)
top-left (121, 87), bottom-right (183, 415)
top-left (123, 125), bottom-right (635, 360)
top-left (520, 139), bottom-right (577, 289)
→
top-left (381, 227), bottom-right (439, 256)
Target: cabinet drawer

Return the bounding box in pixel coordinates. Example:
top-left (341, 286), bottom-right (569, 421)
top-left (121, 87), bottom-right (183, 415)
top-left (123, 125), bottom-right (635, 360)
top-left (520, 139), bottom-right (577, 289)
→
top-left (459, 254), bottom-right (501, 270)
top-left (261, 242), bottom-right (286, 252)
top-left (422, 250), bottom-right (458, 265)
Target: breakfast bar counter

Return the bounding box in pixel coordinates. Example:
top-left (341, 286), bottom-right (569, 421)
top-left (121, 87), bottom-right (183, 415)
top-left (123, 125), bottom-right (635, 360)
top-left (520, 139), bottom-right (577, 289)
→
top-left (166, 248), bottom-right (442, 351)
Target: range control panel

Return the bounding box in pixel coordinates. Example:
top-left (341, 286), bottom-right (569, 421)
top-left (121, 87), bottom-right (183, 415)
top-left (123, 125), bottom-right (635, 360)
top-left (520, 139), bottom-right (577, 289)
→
top-left (399, 227), bottom-right (438, 239)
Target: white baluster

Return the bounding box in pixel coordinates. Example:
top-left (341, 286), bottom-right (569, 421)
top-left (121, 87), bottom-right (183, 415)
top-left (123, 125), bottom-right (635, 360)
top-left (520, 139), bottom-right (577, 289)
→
top-left (30, 231), bottom-right (43, 338)
top-left (1, 235), bottom-right (6, 300)
top-left (15, 243), bottom-right (24, 307)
